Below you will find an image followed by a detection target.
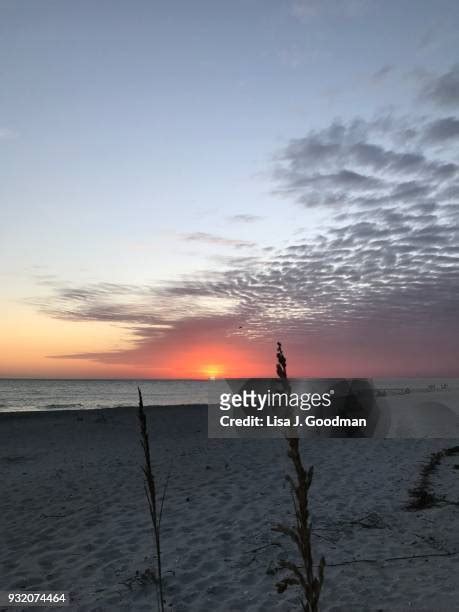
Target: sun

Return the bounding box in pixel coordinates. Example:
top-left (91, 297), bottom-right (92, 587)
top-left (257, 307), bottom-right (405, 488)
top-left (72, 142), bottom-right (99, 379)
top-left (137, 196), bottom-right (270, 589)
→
top-left (201, 364), bottom-right (223, 380)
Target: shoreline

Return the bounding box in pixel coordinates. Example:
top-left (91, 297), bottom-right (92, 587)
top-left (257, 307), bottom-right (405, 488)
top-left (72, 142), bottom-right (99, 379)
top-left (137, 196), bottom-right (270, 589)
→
top-left (0, 403), bottom-right (208, 420)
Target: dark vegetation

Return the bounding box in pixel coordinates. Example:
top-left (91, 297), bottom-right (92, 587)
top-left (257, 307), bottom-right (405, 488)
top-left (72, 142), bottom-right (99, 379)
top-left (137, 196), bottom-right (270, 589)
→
top-left (272, 342), bottom-right (325, 612)
top-left (407, 445), bottom-right (459, 510)
top-left (138, 388), bottom-right (169, 612)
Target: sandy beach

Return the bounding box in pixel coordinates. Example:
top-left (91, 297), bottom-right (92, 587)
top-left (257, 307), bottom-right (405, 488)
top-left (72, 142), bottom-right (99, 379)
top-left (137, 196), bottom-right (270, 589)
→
top-left (0, 404), bottom-right (458, 612)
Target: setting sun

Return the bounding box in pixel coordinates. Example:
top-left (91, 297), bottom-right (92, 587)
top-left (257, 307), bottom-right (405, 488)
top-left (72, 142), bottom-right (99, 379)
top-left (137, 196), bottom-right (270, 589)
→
top-left (201, 364), bottom-right (224, 379)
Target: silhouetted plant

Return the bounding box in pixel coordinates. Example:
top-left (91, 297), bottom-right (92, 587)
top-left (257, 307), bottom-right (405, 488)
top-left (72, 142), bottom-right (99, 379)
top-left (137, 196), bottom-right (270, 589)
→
top-left (138, 388), bottom-right (168, 612)
top-left (272, 342), bottom-right (325, 612)
top-left (407, 445), bottom-right (459, 510)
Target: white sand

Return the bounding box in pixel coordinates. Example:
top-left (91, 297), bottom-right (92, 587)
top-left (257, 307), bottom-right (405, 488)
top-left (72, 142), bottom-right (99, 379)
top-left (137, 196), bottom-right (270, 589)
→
top-left (0, 404), bottom-right (458, 611)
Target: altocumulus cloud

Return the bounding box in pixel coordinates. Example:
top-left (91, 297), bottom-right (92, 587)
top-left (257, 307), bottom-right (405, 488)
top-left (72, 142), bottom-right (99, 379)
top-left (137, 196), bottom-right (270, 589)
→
top-left (272, 114), bottom-right (459, 209)
top-left (37, 113), bottom-right (459, 375)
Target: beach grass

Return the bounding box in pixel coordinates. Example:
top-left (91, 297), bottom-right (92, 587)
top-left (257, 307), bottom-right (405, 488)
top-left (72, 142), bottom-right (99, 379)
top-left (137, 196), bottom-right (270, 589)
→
top-left (407, 444), bottom-right (459, 510)
top-left (272, 342), bottom-right (325, 612)
top-left (137, 388), bottom-right (168, 612)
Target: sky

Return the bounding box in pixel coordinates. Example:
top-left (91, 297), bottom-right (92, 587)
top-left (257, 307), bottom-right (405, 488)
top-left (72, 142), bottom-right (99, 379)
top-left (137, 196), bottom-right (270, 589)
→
top-left (1, 0), bottom-right (459, 378)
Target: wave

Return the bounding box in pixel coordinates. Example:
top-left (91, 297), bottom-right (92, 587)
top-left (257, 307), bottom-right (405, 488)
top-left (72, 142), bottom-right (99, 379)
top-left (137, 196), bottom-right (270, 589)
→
top-left (44, 403), bottom-right (84, 410)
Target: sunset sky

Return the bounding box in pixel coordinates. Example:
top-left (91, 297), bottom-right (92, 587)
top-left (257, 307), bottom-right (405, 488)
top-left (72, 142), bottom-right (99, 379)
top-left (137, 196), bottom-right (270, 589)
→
top-left (1, 0), bottom-right (459, 378)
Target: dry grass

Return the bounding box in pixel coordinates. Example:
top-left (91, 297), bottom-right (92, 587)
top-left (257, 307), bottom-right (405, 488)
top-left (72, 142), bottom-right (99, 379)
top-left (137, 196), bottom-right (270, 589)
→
top-left (272, 342), bottom-right (325, 612)
top-left (407, 445), bottom-right (459, 511)
top-left (138, 387), bottom-right (168, 612)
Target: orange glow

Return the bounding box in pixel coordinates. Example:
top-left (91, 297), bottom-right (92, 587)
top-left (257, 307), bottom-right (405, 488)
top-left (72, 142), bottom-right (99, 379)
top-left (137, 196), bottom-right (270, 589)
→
top-left (163, 342), bottom-right (269, 379)
top-left (0, 302), bottom-right (271, 378)
top-left (0, 304), bottom-right (141, 378)
top-left (201, 364), bottom-right (224, 379)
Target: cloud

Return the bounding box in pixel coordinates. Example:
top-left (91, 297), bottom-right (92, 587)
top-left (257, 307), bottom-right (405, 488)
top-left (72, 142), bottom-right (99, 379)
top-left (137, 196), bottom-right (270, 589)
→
top-left (35, 279), bottom-right (238, 327)
top-left (420, 64), bottom-right (459, 108)
top-left (181, 232), bottom-right (256, 248)
top-left (371, 65), bottom-right (394, 83)
top-left (423, 117), bottom-right (459, 143)
top-left (272, 115), bottom-right (459, 208)
top-left (227, 214), bottom-right (263, 223)
top-left (41, 195), bottom-right (459, 373)
top-left (36, 113), bottom-right (459, 375)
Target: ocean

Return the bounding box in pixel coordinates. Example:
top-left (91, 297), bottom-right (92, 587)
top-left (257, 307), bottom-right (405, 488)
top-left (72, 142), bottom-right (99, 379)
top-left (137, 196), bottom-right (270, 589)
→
top-left (0, 379), bottom-right (210, 412)
top-left (1, 377), bottom-right (457, 413)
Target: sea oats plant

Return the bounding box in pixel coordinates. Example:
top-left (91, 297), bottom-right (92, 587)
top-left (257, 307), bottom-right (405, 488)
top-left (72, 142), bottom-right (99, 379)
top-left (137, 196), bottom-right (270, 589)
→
top-left (138, 388), bottom-right (168, 612)
top-left (272, 342), bottom-right (325, 612)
